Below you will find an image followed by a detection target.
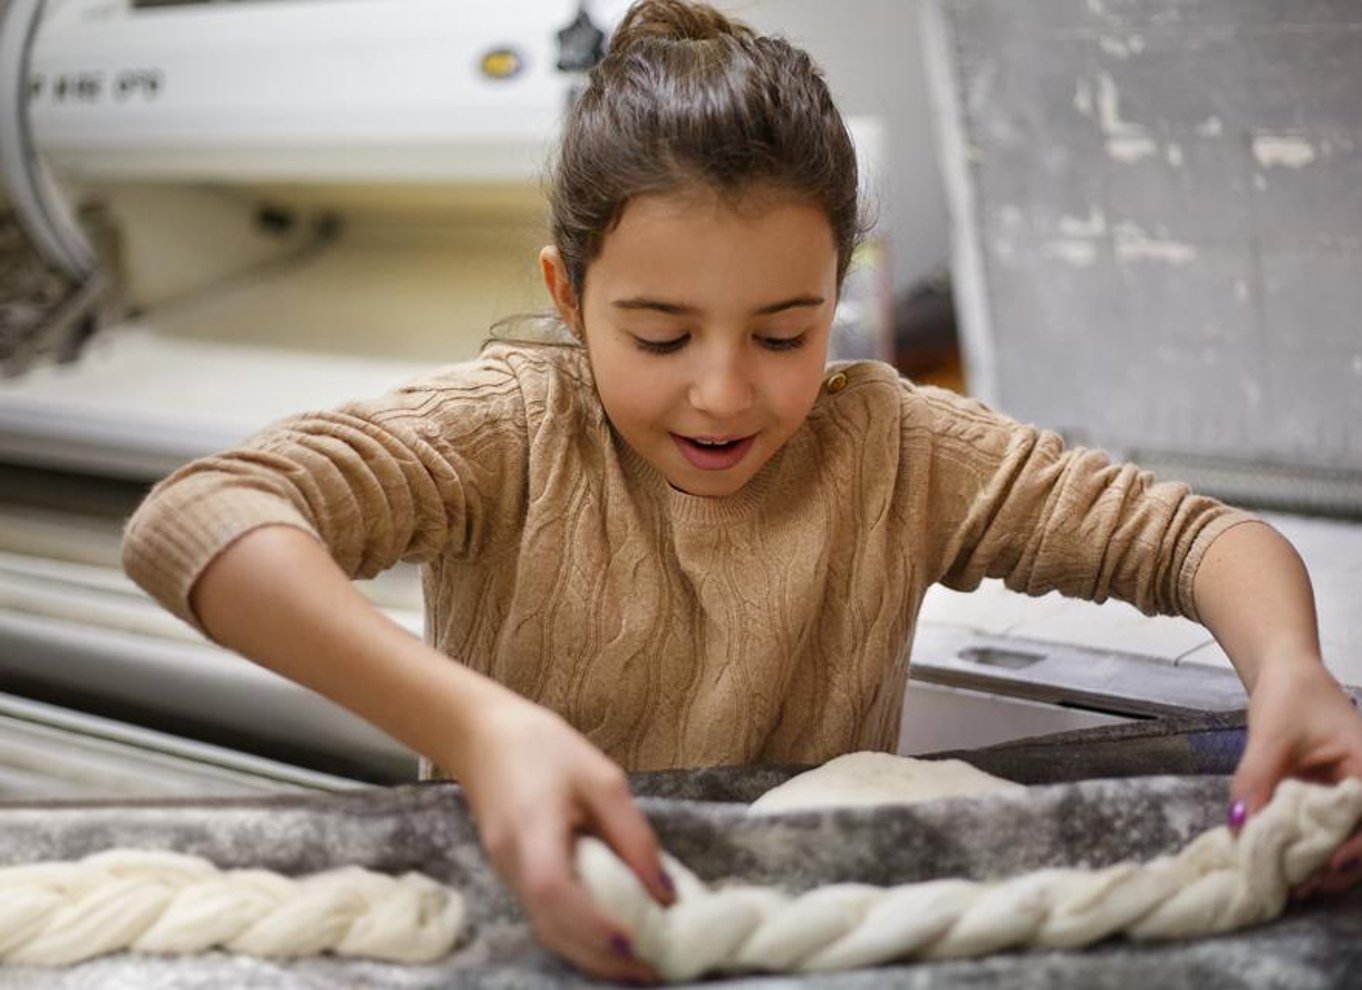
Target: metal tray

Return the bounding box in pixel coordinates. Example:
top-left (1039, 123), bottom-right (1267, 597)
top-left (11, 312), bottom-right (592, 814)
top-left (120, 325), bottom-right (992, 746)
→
top-left (1, 715), bottom-right (1358, 988)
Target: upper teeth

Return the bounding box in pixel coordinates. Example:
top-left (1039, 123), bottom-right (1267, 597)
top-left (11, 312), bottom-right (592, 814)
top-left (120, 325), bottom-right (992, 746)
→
top-left (696, 439), bottom-right (729, 446)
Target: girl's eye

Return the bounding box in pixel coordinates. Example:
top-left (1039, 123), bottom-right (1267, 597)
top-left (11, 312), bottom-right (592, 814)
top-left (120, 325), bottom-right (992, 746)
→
top-left (760, 333), bottom-right (808, 352)
top-left (634, 335), bottom-right (688, 355)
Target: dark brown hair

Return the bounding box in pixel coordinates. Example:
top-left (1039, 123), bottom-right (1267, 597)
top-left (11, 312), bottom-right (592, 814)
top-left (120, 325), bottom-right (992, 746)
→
top-left (549, 0), bottom-right (866, 302)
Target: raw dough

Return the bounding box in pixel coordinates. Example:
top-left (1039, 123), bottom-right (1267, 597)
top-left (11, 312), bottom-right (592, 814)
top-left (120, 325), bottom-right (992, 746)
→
top-left (749, 751), bottom-right (1024, 814)
top-left (0, 850), bottom-right (464, 966)
top-left (579, 777), bottom-right (1362, 983)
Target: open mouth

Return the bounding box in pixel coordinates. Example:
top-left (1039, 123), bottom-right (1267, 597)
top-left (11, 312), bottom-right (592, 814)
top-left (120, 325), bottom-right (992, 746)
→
top-left (671, 433), bottom-right (756, 471)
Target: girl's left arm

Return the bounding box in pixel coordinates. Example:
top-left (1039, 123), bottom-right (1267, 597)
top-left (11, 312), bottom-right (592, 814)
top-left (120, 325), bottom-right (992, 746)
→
top-left (1194, 519), bottom-right (1362, 891)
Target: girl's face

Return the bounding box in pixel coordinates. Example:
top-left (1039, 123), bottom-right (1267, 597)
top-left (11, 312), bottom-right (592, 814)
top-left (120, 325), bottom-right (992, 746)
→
top-left (542, 186), bottom-right (839, 498)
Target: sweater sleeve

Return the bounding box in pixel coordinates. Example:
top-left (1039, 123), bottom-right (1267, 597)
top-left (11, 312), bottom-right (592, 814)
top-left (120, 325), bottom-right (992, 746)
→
top-left (908, 383), bottom-right (1258, 622)
top-left (121, 353), bottom-right (529, 631)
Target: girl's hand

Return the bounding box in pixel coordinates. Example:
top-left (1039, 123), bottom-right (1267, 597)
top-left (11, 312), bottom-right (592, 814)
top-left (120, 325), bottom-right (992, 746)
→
top-left (450, 697), bottom-right (674, 984)
top-left (1231, 660), bottom-right (1362, 896)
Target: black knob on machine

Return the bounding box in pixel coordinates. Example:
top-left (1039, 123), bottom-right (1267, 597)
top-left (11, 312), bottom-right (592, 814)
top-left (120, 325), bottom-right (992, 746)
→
top-left (555, 6), bottom-right (606, 73)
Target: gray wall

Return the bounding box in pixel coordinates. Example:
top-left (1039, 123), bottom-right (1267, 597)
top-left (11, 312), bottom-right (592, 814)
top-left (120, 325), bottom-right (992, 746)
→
top-left (930, 0), bottom-right (1362, 506)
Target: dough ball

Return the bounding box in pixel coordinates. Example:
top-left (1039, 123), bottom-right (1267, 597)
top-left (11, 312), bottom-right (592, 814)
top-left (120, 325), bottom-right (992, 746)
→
top-left (749, 752), bottom-right (1022, 814)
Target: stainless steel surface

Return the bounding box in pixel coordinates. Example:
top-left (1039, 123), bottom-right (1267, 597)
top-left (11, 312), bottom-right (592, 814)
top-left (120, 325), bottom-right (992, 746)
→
top-left (898, 680), bottom-right (1129, 756)
top-left (0, 468), bottom-right (421, 785)
top-left (0, 691), bottom-right (362, 799)
top-left (911, 622), bottom-right (1248, 718)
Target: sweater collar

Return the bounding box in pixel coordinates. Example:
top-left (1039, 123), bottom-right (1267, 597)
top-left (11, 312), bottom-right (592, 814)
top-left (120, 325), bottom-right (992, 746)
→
top-left (612, 427), bottom-right (790, 525)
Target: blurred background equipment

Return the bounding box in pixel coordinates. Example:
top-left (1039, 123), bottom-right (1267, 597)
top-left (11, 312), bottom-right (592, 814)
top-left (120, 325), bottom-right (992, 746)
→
top-left (0, 0), bottom-right (893, 796)
top-left (0, 0), bottom-right (642, 796)
top-left (892, 267), bottom-right (960, 387)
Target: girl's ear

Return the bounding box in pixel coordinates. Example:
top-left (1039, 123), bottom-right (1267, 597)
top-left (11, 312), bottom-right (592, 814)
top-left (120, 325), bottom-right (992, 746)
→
top-left (539, 246), bottom-right (582, 337)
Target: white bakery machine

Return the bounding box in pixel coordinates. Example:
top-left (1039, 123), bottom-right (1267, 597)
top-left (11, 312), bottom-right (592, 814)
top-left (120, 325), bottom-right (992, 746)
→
top-left (0, 0), bottom-right (900, 798)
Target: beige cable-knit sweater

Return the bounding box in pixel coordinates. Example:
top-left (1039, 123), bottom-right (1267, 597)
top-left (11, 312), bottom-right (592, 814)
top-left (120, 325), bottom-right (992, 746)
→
top-left (122, 342), bottom-right (1254, 771)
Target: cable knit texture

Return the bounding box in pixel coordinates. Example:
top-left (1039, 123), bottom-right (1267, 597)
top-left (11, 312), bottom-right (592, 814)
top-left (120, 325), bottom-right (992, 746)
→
top-left (122, 342), bottom-right (1255, 771)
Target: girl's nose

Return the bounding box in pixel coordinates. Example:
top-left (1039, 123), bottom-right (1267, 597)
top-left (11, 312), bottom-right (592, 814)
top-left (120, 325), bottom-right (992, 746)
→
top-left (688, 350), bottom-right (755, 419)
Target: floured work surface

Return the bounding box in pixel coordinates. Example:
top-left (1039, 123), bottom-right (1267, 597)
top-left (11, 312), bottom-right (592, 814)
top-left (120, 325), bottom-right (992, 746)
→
top-left (1, 771), bottom-right (1360, 989)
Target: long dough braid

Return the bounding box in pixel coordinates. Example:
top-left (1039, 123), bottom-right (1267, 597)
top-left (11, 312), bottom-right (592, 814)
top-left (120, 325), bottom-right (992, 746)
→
top-left (577, 778), bottom-right (1362, 983)
top-left (0, 851), bottom-right (464, 966)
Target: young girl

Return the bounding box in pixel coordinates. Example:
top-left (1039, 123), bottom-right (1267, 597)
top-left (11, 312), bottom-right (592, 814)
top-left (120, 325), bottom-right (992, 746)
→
top-left (123, 0), bottom-right (1362, 982)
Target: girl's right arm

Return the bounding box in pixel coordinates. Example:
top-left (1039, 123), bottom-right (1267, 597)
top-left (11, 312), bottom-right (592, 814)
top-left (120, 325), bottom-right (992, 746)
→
top-left (190, 523), bottom-right (672, 983)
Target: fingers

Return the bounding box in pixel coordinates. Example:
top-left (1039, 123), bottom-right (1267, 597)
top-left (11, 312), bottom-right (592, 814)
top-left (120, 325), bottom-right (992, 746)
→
top-left (1310, 858), bottom-right (1362, 896)
top-left (1308, 831), bottom-right (1362, 896)
top-left (507, 815), bottom-right (660, 985)
top-left (1236, 744), bottom-right (1362, 900)
top-left (584, 764), bottom-right (677, 907)
top-left (1230, 733), bottom-right (1294, 824)
top-left (1295, 841), bottom-right (1362, 901)
top-left (1289, 778), bottom-right (1362, 901)
top-left (1327, 831), bottom-right (1362, 873)
top-left (530, 883), bottom-right (658, 985)
top-left (463, 711), bottom-right (671, 981)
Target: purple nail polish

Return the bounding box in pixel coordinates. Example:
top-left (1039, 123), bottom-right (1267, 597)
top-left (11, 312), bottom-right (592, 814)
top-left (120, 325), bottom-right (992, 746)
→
top-left (1228, 800), bottom-right (1247, 830)
top-left (610, 934), bottom-right (635, 959)
top-left (659, 870), bottom-right (676, 896)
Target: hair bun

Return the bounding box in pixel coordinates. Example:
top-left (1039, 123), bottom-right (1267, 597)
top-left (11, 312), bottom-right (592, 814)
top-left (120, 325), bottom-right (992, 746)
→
top-left (608, 0), bottom-right (752, 55)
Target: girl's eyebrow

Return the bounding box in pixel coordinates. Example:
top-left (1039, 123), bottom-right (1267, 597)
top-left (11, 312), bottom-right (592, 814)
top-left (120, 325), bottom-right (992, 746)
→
top-left (610, 295), bottom-right (826, 316)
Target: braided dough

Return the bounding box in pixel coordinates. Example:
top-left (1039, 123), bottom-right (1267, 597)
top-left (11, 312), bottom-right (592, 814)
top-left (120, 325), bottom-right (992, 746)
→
top-left (0, 850), bottom-right (464, 966)
top-left (749, 752), bottom-right (1024, 813)
top-left (578, 778), bottom-right (1362, 983)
